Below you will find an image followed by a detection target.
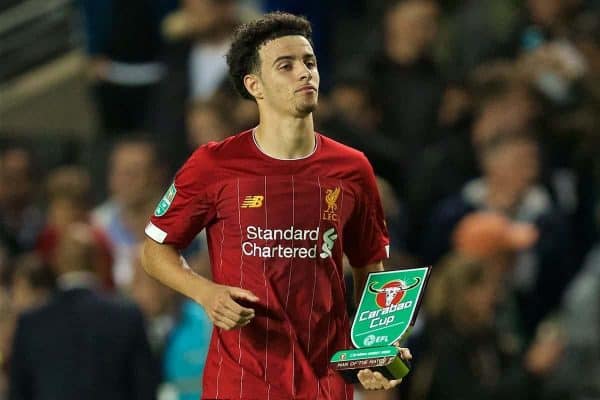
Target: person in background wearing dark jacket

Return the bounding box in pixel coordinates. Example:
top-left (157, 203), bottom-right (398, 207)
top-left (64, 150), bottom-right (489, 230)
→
top-left (80, 0), bottom-right (176, 135)
top-left (405, 254), bottom-right (562, 400)
top-left (153, 0), bottom-right (240, 167)
top-left (9, 223), bottom-right (159, 400)
top-left (424, 132), bottom-right (572, 337)
top-left (0, 147), bottom-right (44, 259)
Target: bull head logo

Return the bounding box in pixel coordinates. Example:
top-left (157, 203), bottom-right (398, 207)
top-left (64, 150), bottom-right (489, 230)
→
top-left (368, 278), bottom-right (421, 308)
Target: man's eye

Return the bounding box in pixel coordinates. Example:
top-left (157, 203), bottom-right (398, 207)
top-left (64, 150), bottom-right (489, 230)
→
top-left (306, 61), bottom-right (316, 68)
top-left (279, 64), bottom-right (291, 70)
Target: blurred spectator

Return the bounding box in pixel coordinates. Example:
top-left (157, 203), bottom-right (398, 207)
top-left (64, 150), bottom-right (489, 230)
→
top-left (0, 147), bottom-right (44, 259)
top-left (470, 79), bottom-right (540, 148)
top-left (186, 97), bottom-right (235, 150)
top-left (402, 82), bottom-right (478, 251)
top-left (161, 300), bottom-right (212, 400)
top-left (434, 0), bottom-right (521, 80)
top-left (425, 133), bottom-right (544, 260)
top-left (451, 211), bottom-right (539, 345)
top-left (8, 254), bottom-right (56, 315)
top-left (518, 0), bottom-right (584, 51)
top-left (36, 166), bottom-right (114, 290)
top-left (375, 176), bottom-right (409, 261)
top-left (368, 0), bottom-right (444, 170)
top-left (518, 40), bottom-right (587, 108)
top-left (532, 15), bottom-right (600, 261)
top-left (405, 254), bottom-right (563, 400)
top-left (452, 212), bottom-right (539, 264)
top-left (262, 0), bottom-right (338, 87)
top-left (366, 0), bottom-right (448, 252)
top-left (0, 246), bottom-right (10, 397)
top-left (425, 133), bottom-right (572, 336)
top-left (229, 94), bottom-right (261, 133)
top-left (320, 78), bottom-right (403, 190)
top-left (153, 0), bottom-right (240, 167)
top-left (0, 286), bottom-right (9, 397)
top-left (8, 223), bottom-right (159, 400)
top-left (469, 67), bottom-right (588, 250)
top-left (0, 254), bottom-right (55, 398)
top-left (129, 246), bottom-right (212, 400)
top-left (129, 249), bottom-right (177, 356)
top-left (554, 241), bottom-right (600, 398)
top-left (515, 1), bottom-right (591, 107)
top-left (93, 137), bottom-right (166, 288)
top-left (80, 0), bottom-right (176, 135)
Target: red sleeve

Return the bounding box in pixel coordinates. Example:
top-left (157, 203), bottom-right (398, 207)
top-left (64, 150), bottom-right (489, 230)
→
top-left (145, 147), bottom-right (217, 250)
top-left (343, 155), bottom-right (390, 268)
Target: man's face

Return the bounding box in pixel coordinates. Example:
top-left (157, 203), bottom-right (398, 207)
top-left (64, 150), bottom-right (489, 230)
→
top-left (254, 35), bottom-right (319, 117)
top-left (186, 107), bottom-right (230, 148)
top-left (527, 0), bottom-right (567, 27)
top-left (472, 87), bottom-right (538, 146)
top-left (330, 85), bottom-right (377, 130)
top-left (0, 149), bottom-right (33, 209)
top-left (108, 143), bottom-right (159, 207)
top-left (385, 0), bottom-right (439, 64)
top-left (484, 141), bottom-right (540, 196)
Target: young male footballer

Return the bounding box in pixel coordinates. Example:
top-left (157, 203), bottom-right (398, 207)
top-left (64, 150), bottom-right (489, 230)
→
top-left (143, 12), bottom-right (410, 399)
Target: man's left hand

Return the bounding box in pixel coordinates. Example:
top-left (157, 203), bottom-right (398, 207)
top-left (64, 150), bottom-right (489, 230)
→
top-left (357, 348), bottom-right (412, 390)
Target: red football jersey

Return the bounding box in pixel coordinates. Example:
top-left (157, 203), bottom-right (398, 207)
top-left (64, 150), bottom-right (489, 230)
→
top-left (146, 130), bottom-right (389, 399)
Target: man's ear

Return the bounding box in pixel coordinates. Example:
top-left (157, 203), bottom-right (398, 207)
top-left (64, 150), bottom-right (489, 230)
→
top-left (244, 74), bottom-right (263, 100)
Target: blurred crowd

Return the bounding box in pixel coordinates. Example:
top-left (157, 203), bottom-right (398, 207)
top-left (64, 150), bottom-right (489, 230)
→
top-left (1, 0), bottom-right (599, 399)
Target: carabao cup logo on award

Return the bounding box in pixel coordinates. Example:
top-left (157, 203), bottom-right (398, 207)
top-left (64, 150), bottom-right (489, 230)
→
top-left (369, 279), bottom-right (421, 308)
top-left (351, 269), bottom-right (427, 349)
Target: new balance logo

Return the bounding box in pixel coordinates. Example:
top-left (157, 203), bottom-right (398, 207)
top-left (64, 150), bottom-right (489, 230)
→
top-left (241, 195), bottom-right (264, 208)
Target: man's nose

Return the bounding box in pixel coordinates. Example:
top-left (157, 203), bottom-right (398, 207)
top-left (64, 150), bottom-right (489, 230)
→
top-left (298, 64), bottom-right (312, 81)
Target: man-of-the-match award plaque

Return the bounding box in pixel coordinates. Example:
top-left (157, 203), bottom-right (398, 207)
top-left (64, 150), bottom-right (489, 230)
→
top-left (330, 267), bottom-right (431, 383)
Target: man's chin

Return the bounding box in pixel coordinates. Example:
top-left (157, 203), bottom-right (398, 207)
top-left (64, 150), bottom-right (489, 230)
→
top-left (296, 100), bottom-right (318, 116)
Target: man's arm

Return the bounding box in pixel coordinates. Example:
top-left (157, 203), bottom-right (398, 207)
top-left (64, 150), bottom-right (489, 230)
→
top-left (142, 237), bottom-right (259, 330)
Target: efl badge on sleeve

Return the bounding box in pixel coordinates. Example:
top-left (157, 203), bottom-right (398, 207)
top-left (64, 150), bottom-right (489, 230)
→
top-left (330, 267), bottom-right (431, 383)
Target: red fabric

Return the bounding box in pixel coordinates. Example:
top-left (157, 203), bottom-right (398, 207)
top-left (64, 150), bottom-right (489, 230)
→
top-left (148, 130), bottom-right (389, 399)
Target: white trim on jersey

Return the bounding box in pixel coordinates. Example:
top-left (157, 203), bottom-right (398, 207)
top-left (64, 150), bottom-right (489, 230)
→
top-left (145, 222), bottom-right (167, 243)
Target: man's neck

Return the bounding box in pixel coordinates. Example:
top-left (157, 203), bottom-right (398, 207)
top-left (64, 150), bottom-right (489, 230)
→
top-left (254, 114), bottom-right (315, 160)
top-left (57, 270), bottom-right (98, 290)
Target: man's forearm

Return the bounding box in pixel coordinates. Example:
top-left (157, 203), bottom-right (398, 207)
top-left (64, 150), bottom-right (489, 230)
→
top-left (141, 237), bottom-right (212, 306)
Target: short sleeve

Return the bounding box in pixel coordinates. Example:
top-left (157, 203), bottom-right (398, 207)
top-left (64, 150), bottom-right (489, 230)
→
top-left (343, 156), bottom-right (390, 268)
top-left (145, 148), bottom-right (216, 249)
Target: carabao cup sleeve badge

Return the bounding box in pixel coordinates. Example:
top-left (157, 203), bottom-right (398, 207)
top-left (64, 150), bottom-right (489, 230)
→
top-left (154, 183), bottom-right (177, 217)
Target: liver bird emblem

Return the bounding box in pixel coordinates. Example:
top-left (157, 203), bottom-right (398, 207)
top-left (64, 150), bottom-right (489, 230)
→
top-left (325, 187), bottom-right (341, 213)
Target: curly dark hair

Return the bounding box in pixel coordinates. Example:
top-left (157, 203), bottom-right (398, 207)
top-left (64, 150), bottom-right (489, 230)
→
top-left (226, 12), bottom-right (313, 100)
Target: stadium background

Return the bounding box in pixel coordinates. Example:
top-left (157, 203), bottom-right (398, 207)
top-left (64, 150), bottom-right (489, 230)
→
top-left (0, 0), bottom-right (599, 399)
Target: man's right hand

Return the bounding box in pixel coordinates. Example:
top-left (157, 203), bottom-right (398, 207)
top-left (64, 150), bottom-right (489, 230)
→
top-left (198, 284), bottom-right (259, 330)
